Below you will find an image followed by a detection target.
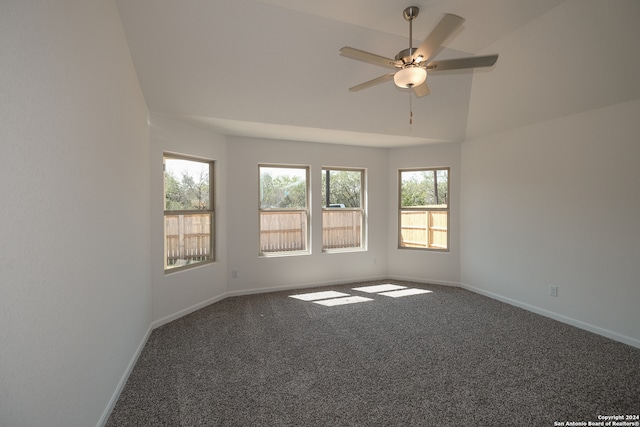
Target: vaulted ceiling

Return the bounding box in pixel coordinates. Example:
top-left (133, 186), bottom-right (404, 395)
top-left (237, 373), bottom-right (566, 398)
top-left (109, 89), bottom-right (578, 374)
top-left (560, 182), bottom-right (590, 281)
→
top-left (115, 0), bottom-right (640, 147)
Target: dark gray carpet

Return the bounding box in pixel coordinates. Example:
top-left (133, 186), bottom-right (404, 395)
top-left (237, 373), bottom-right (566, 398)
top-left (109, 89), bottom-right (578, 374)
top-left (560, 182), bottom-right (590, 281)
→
top-left (106, 281), bottom-right (640, 426)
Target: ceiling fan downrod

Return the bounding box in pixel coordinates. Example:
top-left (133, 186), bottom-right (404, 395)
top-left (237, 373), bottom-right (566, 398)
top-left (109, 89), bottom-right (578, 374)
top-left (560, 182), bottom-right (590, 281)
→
top-left (404, 7), bottom-right (419, 62)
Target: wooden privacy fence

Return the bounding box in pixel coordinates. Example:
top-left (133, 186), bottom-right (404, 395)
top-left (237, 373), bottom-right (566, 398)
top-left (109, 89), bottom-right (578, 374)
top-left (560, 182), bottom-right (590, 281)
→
top-left (400, 211), bottom-right (447, 249)
top-left (166, 211), bottom-right (444, 260)
top-left (259, 210), bottom-right (364, 253)
top-left (260, 211), bottom-right (307, 253)
top-left (165, 214), bottom-right (211, 267)
top-left (322, 210), bottom-right (362, 249)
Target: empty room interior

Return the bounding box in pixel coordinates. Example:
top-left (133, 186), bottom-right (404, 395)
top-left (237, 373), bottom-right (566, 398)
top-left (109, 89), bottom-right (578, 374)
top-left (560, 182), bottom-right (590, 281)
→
top-left (1, 0), bottom-right (639, 426)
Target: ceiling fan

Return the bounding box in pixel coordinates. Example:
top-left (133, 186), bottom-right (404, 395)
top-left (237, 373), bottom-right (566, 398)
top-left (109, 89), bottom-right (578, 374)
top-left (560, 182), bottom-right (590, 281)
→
top-left (340, 6), bottom-right (498, 97)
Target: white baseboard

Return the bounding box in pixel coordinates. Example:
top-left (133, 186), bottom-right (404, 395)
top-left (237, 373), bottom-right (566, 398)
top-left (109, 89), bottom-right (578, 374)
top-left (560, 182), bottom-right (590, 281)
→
top-left (150, 275), bottom-right (388, 330)
top-left (458, 282), bottom-right (640, 350)
top-left (387, 275), bottom-right (460, 288)
top-left (97, 325), bottom-right (153, 427)
top-left (151, 293), bottom-right (232, 330)
top-left (224, 275), bottom-right (389, 298)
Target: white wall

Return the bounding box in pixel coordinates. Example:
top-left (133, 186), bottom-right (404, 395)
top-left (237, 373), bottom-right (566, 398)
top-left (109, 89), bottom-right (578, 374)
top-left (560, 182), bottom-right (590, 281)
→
top-left (386, 143), bottom-right (462, 285)
top-left (226, 137), bottom-right (389, 293)
top-left (460, 99), bottom-right (640, 346)
top-left (0, 1), bottom-right (151, 426)
top-left (149, 114), bottom-right (228, 324)
top-left (459, 0), bottom-right (640, 347)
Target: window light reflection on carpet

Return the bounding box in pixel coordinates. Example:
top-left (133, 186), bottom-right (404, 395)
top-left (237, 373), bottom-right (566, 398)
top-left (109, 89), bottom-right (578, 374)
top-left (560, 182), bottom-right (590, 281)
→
top-left (379, 288), bottom-right (433, 298)
top-left (352, 284), bottom-right (407, 293)
top-left (313, 296), bottom-right (373, 306)
top-left (289, 284), bottom-right (434, 306)
top-left (289, 291), bottom-right (349, 301)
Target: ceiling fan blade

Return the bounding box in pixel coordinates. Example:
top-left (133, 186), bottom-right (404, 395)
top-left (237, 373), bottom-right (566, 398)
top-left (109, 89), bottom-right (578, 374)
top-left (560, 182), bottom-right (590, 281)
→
top-left (414, 14), bottom-right (465, 63)
top-left (426, 54), bottom-right (498, 71)
top-left (348, 73), bottom-right (395, 92)
top-left (340, 47), bottom-right (401, 70)
top-left (412, 82), bottom-right (431, 98)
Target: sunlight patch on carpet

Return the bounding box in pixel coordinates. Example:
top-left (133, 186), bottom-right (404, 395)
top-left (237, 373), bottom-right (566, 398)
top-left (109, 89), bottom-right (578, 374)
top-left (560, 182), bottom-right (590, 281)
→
top-left (289, 291), bottom-right (350, 301)
top-left (379, 288), bottom-right (433, 298)
top-left (290, 285), bottom-right (432, 306)
top-left (313, 296), bottom-right (374, 306)
top-left (352, 284), bottom-right (407, 293)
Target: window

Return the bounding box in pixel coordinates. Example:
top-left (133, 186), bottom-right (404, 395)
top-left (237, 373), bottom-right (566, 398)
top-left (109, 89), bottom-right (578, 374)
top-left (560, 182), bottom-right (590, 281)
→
top-left (322, 168), bottom-right (365, 251)
top-left (164, 154), bottom-right (214, 271)
top-left (399, 168), bottom-right (449, 250)
top-left (259, 165), bottom-right (309, 255)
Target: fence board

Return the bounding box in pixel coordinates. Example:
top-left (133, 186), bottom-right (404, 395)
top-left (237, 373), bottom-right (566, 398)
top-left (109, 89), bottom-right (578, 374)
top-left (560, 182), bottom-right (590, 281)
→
top-left (260, 211), bottom-right (306, 253)
top-left (400, 211), bottom-right (447, 249)
top-left (165, 214), bottom-right (211, 267)
top-left (322, 210), bottom-right (362, 249)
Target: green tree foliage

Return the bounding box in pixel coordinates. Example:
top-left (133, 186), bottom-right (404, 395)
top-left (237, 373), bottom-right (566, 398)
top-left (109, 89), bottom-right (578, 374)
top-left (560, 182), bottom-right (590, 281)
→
top-left (260, 169), bottom-right (306, 208)
top-left (165, 168), bottom-right (210, 210)
top-left (401, 170), bottom-right (448, 207)
top-left (322, 170), bottom-right (362, 208)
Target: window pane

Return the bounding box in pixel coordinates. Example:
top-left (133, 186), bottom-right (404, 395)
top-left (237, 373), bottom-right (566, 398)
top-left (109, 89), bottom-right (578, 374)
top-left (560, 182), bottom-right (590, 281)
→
top-left (399, 210), bottom-right (448, 249)
top-left (259, 166), bottom-right (307, 209)
top-left (323, 210), bottom-right (362, 249)
top-left (401, 170), bottom-right (431, 207)
top-left (399, 168), bottom-right (449, 251)
top-left (436, 169), bottom-right (448, 207)
top-left (164, 158), bottom-right (210, 210)
top-left (165, 213), bottom-right (213, 269)
top-left (400, 169), bottom-right (447, 208)
top-left (429, 211), bottom-right (448, 249)
top-left (260, 211), bottom-right (307, 253)
top-left (321, 169), bottom-right (362, 208)
top-left (400, 210), bottom-right (429, 248)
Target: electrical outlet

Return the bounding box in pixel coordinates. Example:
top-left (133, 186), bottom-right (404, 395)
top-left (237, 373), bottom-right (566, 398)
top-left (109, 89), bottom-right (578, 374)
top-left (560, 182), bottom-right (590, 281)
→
top-left (549, 286), bottom-right (558, 297)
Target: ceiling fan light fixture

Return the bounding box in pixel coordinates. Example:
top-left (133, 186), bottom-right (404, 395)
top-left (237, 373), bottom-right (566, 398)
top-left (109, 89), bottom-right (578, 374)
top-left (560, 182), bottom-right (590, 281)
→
top-left (394, 66), bottom-right (427, 88)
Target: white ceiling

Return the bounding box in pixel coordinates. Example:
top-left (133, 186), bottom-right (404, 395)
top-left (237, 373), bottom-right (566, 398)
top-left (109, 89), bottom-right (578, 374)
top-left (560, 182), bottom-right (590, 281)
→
top-left (115, 0), bottom-right (640, 147)
top-left (256, 0), bottom-right (565, 54)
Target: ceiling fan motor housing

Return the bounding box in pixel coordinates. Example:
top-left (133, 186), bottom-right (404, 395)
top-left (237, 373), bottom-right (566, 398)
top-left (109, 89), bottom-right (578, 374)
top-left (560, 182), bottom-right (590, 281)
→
top-left (395, 47), bottom-right (420, 64)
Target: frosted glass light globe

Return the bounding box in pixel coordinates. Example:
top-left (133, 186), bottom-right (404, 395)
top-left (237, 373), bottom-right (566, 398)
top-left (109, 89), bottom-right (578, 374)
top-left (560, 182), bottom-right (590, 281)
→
top-left (394, 66), bottom-right (427, 88)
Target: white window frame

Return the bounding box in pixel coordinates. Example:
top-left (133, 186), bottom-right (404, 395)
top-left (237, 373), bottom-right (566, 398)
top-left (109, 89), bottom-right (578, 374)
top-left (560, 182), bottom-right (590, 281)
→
top-left (321, 167), bottom-right (366, 252)
top-left (398, 167), bottom-right (449, 251)
top-left (163, 153), bottom-right (215, 272)
top-left (259, 164), bottom-right (310, 257)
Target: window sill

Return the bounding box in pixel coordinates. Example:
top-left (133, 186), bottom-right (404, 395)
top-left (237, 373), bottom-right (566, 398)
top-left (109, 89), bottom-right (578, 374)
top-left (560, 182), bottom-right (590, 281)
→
top-left (323, 247), bottom-right (366, 254)
top-left (397, 246), bottom-right (450, 253)
top-left (164, 259), bottom-right (215, 275)
top-left (259, 250), bottom-right (311, 258)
